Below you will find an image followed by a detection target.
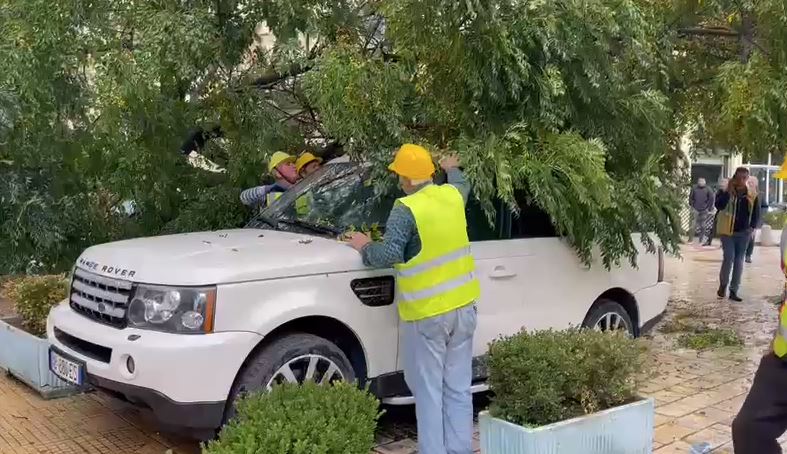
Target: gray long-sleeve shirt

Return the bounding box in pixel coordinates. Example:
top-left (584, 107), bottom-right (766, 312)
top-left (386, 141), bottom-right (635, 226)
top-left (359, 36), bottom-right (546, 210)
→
top-left (361, 168), bottom-right (470, 268)
top-left (689, 185), bottom-right (715, 212)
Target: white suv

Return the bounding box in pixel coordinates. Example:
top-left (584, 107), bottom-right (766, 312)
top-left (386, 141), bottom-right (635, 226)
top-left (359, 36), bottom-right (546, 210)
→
top-left (46, 161), bottom-right (670, 437)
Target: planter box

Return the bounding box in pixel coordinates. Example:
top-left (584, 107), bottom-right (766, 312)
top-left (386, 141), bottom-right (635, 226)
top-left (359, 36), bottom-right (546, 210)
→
top-left (479, 398), bottom-right (655, 454)
top-left (0, 317), bottom-right (81, 399)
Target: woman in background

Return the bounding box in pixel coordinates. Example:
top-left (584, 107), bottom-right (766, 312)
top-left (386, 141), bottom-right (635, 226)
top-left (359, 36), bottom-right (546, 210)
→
top-left (715, 168), bottom-right (761, 302)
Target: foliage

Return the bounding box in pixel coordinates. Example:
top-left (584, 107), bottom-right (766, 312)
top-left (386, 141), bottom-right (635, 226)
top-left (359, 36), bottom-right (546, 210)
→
top-left (0, 0), bottom-right (688, 272)
top-left (677, 327), bottom-right (743, 350)
top-left (487, 328), bottom-right (645, 427)
top-left (1, 275), bottom-right (68, 336)
top-left (663, 0), bottom-right (787, 162)
top-left (203, 381), bottom-right (381, 454)
top-left (763, 211), bottom-right (787, 229)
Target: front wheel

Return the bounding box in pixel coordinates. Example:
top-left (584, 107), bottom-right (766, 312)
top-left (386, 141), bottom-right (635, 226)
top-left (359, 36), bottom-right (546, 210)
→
top-left (223, 333), bottom-right (355, 424)
top-left (582, 299), bottom-right (635, 337)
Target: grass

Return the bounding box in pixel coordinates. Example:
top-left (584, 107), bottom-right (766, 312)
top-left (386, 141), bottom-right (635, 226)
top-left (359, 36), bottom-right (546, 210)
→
top-left (676, 328), bottom-right (743, 350)
top-left (658, 309), bottom-right (743, 351)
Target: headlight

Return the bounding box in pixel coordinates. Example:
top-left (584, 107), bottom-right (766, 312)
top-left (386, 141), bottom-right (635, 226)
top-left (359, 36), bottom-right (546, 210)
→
top-left (127, 284), bottom-right (216, 334)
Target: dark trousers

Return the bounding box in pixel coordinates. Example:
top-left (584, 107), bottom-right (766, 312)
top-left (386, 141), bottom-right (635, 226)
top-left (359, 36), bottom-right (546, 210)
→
top-left (733, 353), bottom-right (787, 454)
top-left (746, 231), bottom-right (756, 259)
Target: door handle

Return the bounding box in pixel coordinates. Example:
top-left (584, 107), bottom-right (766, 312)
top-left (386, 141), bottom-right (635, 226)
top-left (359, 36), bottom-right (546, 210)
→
top-left (489, 265), bottom-right (517, 279)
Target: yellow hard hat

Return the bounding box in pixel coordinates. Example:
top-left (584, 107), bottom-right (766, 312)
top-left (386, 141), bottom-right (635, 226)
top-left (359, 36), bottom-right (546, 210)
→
top-left (268, 151), bottom-right (295, 173)
top-left (775, 160), bottom-right (787, 180)
top-left (295, 152), bottom-right (323, 174)
top-left (388, 144), bottom-right (435, 180)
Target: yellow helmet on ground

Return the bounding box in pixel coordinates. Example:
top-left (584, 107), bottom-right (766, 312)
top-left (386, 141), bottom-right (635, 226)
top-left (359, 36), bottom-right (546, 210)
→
top-left (388, 144), bottom-right (436, 180)
top-left (775, 160), bottom-right (787, 180)
top-left (268, 151), bottom-right (295, 173)
top-left (295, 152), bottom-right (323, 174)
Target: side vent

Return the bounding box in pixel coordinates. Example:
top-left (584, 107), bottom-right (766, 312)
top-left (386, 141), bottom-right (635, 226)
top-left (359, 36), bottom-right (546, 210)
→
top-left (351, 276), bottom-right (396, 307)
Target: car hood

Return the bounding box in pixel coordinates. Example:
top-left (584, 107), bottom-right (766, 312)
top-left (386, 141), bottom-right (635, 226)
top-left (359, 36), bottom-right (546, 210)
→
top-left (75, 229), bottom-right (367, 286)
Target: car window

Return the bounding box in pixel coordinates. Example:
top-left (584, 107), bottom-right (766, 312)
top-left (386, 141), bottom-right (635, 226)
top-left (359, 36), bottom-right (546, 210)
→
top-left (255, 162), bottom-right (396, 234)
top-left (508, 190), bottom-right (558, 238)
top-left (466, 195), bottom-right (505, 241)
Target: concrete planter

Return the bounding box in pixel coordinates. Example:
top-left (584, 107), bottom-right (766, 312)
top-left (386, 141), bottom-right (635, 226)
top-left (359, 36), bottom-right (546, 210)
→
top-left (0, 317), bottom-right (81, 399)
top-left (479, 398), bottom-right (655, 454)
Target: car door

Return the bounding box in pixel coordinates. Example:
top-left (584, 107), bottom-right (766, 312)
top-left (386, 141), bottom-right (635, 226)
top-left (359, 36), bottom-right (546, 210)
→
top-left (492, 191), bottom-right (606, 333)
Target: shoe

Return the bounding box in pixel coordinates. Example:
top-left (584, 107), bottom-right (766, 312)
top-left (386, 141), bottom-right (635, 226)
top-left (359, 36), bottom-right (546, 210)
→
top-left (717, 287), bottom-right (726, 299)
top-left (745, 257), bottom-right (752, 263)
top-left (729, 292), bottom-right (743, 302)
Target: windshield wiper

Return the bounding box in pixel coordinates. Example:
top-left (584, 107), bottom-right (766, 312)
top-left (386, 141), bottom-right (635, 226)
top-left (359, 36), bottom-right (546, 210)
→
top-left (247, 213), bottom-right (278, 229)
top-left (277, 218), bottom-right (342, 236)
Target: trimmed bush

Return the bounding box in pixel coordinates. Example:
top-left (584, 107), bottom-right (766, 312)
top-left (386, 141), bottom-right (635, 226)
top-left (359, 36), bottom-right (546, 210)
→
top-left (487, 328), bottom-right (645, 427)
top-left (763, 211), bottom-right (787, 229)
top-left (1, 275), bottom-right (68, 336)
top-left (204, 381), bottom-right (381, 454)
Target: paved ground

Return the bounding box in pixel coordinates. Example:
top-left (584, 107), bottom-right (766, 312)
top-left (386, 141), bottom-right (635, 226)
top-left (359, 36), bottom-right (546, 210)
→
top-left (0, 243), bottom-right (784, 453)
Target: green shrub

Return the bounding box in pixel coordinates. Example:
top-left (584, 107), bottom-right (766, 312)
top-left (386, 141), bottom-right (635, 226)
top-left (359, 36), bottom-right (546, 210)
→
top-left (763, 211), bottom-right (787, 229)
top-left (487, 328), bottom-right (645, 427)
top-left (204, 381), bottom-right (381, 454)
top-left (1, 275), bottom-right (68, 336)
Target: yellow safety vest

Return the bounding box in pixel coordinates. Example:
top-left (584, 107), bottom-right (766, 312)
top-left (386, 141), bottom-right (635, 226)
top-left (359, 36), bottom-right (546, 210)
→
top-left (774, 248), bottom-right (787, 357)
top-left (295, 194), bottom-right (310, 217)
top-left (266, 191), bottom-right (283, 207)
top-left (394, 184), bottom-right (480, 321)
top-left (267, 191), bottom-right (309, 216)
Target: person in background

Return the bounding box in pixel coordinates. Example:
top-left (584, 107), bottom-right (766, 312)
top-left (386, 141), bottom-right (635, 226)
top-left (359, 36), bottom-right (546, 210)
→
top-left (744, 176), bottom-right (763, 263)
top-left (704, 178), bottom-right (728, 247)
top-left (295, 151), bottom-right (323, 178)
top-left (240, 152), bottom-right (299, 210)
top-left (347, 144), bottom-right (478, 454)
top-left (689, 177), bottom-right (715, 245)
top-left (715, 167), bottom-right (761, 302)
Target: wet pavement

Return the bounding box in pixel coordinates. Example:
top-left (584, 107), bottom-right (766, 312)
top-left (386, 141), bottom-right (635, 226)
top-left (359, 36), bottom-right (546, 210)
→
top-left (0, 243), bottom-right (784, 453)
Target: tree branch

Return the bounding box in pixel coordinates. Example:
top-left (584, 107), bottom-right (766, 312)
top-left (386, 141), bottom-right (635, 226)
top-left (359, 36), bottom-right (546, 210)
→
top-left (248, 62), bottom-right (314, 90)
top-left (678, 27), bottom-right (739, 37)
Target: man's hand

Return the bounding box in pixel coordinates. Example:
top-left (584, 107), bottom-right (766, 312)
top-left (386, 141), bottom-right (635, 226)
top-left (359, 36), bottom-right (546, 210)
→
top-left (439, 154), bottom-right (460, 171)
top-left (347, 232), bottom-right (372, 251)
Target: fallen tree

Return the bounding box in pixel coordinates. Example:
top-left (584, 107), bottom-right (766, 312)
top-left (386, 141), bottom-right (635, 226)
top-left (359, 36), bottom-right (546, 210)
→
top-left (1, 0), bottom-right (686, 273)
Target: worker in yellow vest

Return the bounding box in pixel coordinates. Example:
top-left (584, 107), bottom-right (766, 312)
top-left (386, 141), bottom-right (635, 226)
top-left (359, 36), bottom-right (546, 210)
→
top-left (348, 144), bottom-right (479, 454)
top-left (295, 151), bottom-right (323, 178)
top-left (732, 161), bottom-right (787, 454)
top-left (239, 151), bottom-right (299, 210)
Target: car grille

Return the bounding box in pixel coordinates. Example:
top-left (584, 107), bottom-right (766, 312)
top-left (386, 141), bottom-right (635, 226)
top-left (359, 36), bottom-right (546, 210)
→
top-left (70, 268), bottom-right (133, 329)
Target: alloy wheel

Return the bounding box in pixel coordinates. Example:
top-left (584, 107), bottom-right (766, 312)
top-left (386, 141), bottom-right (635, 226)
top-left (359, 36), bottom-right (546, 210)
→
top-left (594, 312), bottom-right (630, 333)
top-left (265, 354), bottom-right (345, 390)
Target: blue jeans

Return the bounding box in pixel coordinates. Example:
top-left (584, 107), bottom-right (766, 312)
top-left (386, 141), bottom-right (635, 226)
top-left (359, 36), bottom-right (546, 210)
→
top-left (401, 303), bottom-right (477, 454)
top-left (720, 231), bottom-right (751, 293)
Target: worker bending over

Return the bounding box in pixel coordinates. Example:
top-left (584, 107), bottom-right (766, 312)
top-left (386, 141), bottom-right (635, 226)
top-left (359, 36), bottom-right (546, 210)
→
top-left (348, 144), bottom-right (479, 454)
top-left (240, 151), bottom-right (299, 210)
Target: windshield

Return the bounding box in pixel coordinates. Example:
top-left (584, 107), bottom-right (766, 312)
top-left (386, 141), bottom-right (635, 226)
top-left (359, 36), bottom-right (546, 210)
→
top-left (246, 162), bottom-right (396, 236)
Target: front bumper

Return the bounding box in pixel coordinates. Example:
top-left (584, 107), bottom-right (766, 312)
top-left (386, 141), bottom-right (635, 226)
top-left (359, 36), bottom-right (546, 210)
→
top-left (47, 301), bottom-right (263, 429)
top-left (85, 372), bottom-right (226, 431)
top-left (635, 281), bottom-right (671, 333)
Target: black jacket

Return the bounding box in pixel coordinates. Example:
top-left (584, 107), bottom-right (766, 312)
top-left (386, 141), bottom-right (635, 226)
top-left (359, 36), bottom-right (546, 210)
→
top-left (715, 188), bottom-right (761, 233)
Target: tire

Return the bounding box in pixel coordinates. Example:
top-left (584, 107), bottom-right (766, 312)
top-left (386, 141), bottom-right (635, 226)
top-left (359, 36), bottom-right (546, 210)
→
top-left (223, 333), bottom-right (355, 424)
top-left (582, 299), bottom-right (635, 336)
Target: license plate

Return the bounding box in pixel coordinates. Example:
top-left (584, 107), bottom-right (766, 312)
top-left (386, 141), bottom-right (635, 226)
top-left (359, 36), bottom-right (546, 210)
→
top-left (49, 349), bottom-right (84, 386)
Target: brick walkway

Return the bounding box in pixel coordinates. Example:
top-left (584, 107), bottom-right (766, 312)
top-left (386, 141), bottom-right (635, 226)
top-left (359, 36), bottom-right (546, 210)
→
top-left (0, 244), bottom-right (783, 453)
